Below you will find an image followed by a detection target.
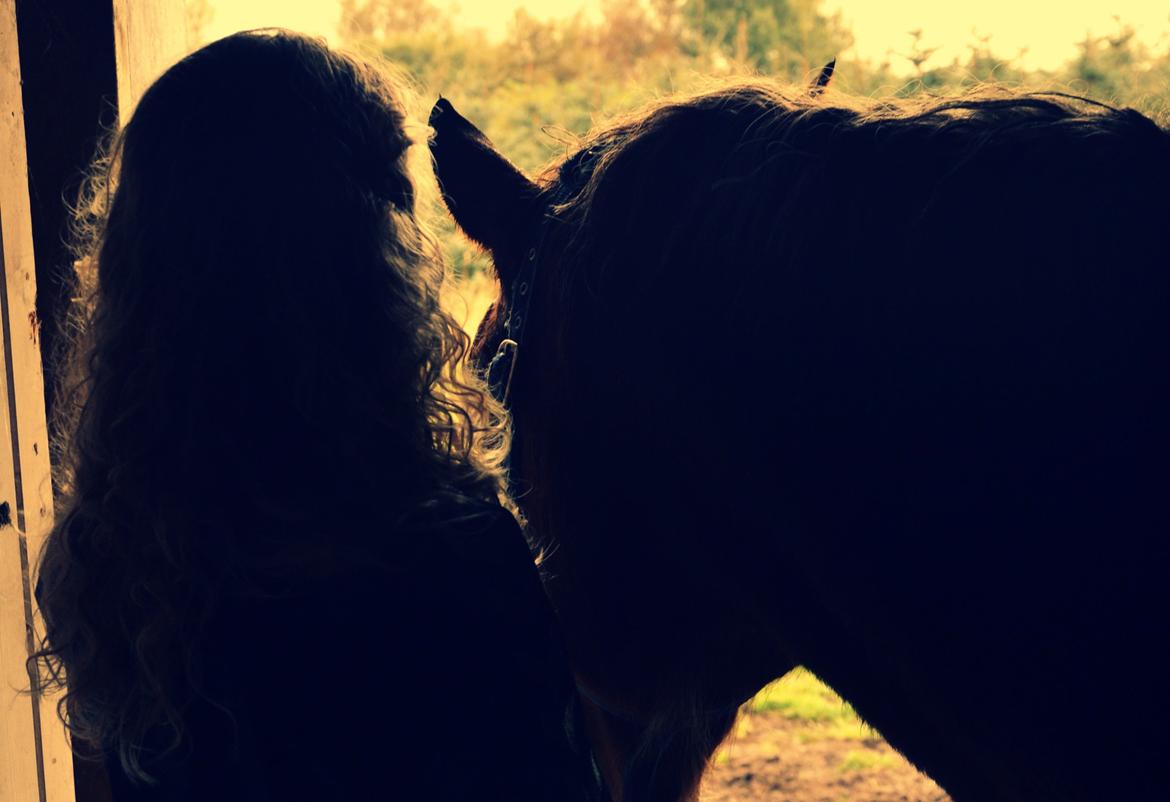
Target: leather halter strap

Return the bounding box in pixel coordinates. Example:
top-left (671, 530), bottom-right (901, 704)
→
top-left (486, 231), bottom-right (541, 407)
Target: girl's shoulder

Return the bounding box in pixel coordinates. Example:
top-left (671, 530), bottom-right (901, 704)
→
top-left (307, 496), bottom-right (550, 646)
top-left (407, 497), bottom-right (532, 570)
top-left (396, 497), bottom-right (551, 629)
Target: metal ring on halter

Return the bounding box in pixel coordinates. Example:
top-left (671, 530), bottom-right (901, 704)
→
top-left (487, 338), bottom-right (520, 407)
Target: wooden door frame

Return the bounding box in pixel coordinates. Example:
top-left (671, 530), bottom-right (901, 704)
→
top-left (1, 0), bottom-right (77, 797)
top-left (3, 2), bottom-right (187, 800)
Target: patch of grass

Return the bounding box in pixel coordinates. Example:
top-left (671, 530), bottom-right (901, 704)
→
top-left (838, 749), bottom-right (895, 773)
top-left (749, 668), bottom-right (855, 722)
top-left (793, 719), bottom-right (877, 744)
top-left (747, 668), bottom-right (882, 743)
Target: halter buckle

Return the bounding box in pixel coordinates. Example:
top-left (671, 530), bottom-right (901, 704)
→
top-left (487, 338), bottom-right (520, 406)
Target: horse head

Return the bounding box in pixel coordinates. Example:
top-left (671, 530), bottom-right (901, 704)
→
top-left (429, 95), bottom-right (789, 801)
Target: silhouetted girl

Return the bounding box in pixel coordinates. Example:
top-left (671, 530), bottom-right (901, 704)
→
top-left (34, 30), bottom-right (604, 802)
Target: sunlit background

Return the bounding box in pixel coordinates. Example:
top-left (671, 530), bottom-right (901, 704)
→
top-left (177, 4), bottom-right (1170, 799)
top-left (198, 0), bottom-right (1170, 70)
top-left (184, 0), bottom-right (1170, 295)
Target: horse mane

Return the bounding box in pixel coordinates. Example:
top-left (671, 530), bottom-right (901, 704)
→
top-left (545, 80), bottom-right (1167, 230)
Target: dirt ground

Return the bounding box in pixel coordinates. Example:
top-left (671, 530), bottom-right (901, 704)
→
top-left (701, 710), bottom-right (951, 802)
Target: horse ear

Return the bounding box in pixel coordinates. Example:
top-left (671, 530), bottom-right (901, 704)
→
top-left (810, 58), bottom-right (836, 96)
top-left (429, 98), bottom-right (540, 271)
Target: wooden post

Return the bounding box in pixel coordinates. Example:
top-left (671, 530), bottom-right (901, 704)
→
top-left (16, 0), bottom-right (186, 410)
top-left (3, 1), bottom-right (184, 800)
top-left (13, 1), bottom-right (123, 792)
top-left (0, 0), bottom-right (75, 797)
top-left (113, 0), bottom-right (189, 123)
top-left (15, 0), bottom-right (119, 416)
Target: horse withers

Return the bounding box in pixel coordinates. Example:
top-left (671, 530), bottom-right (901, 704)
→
top-left (429, 86), bottom-right (1170, 802)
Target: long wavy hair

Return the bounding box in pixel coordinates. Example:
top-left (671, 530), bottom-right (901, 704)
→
top-left (33, 30), bottom-right (508, 782)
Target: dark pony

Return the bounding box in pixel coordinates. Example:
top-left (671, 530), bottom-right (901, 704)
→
top-left (34, 30), bottom-right (507, 781)
top-left (431, 84), bottom-right (1170, 802)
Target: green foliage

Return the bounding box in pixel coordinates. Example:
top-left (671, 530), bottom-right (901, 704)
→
top-left (333, 1), bottom-right (1170, 276)
top-left (750, 667), bottom-right (855, 722)
top-left (838, 749), bottom-right (895, 772)
top-left (339, 1), bottom-right (1170, 160)
top-left (746, 668), bottom-right (883, 744)
top-left (341, 0), bottom-right (860, 177)
top-left (681, 0), bottom-right (852, 74)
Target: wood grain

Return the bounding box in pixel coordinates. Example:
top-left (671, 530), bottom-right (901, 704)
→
top-left (0, 0), bottom-right (76, 799)
top-left (113, 0), bottom-right (188, 124)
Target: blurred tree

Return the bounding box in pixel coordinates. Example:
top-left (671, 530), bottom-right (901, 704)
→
top-left (329, 0), bottom-right (1169, 278)
top-left (893, 29), bottom-right (1040, 96)
top-left (955, 33), bottom-right (1029, 86)
top-left (680, 0), bottom-right (851, 76)
top-left (647, 0), bottom-right (686, 54)
top-left (500, 8), bottom-right (597, 84)
top-left (599, 0), bottom-right (655, 70)
top-left (340, 0), bottom-right (445, 42)
top-left (899, 29), bottom-right (938, 79)
top-left (1068, 19), bottom-right (1148, 104)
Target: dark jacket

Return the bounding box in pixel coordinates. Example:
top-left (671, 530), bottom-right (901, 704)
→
top-left (104, 503), bottom-right (606, 801)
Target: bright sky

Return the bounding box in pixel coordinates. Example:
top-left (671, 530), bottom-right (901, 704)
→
top-left (202, 1), bottom-right (1170, 71)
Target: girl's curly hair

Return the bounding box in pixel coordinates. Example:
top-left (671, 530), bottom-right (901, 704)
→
top-left (32, 30), bottom-right (508, 782)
